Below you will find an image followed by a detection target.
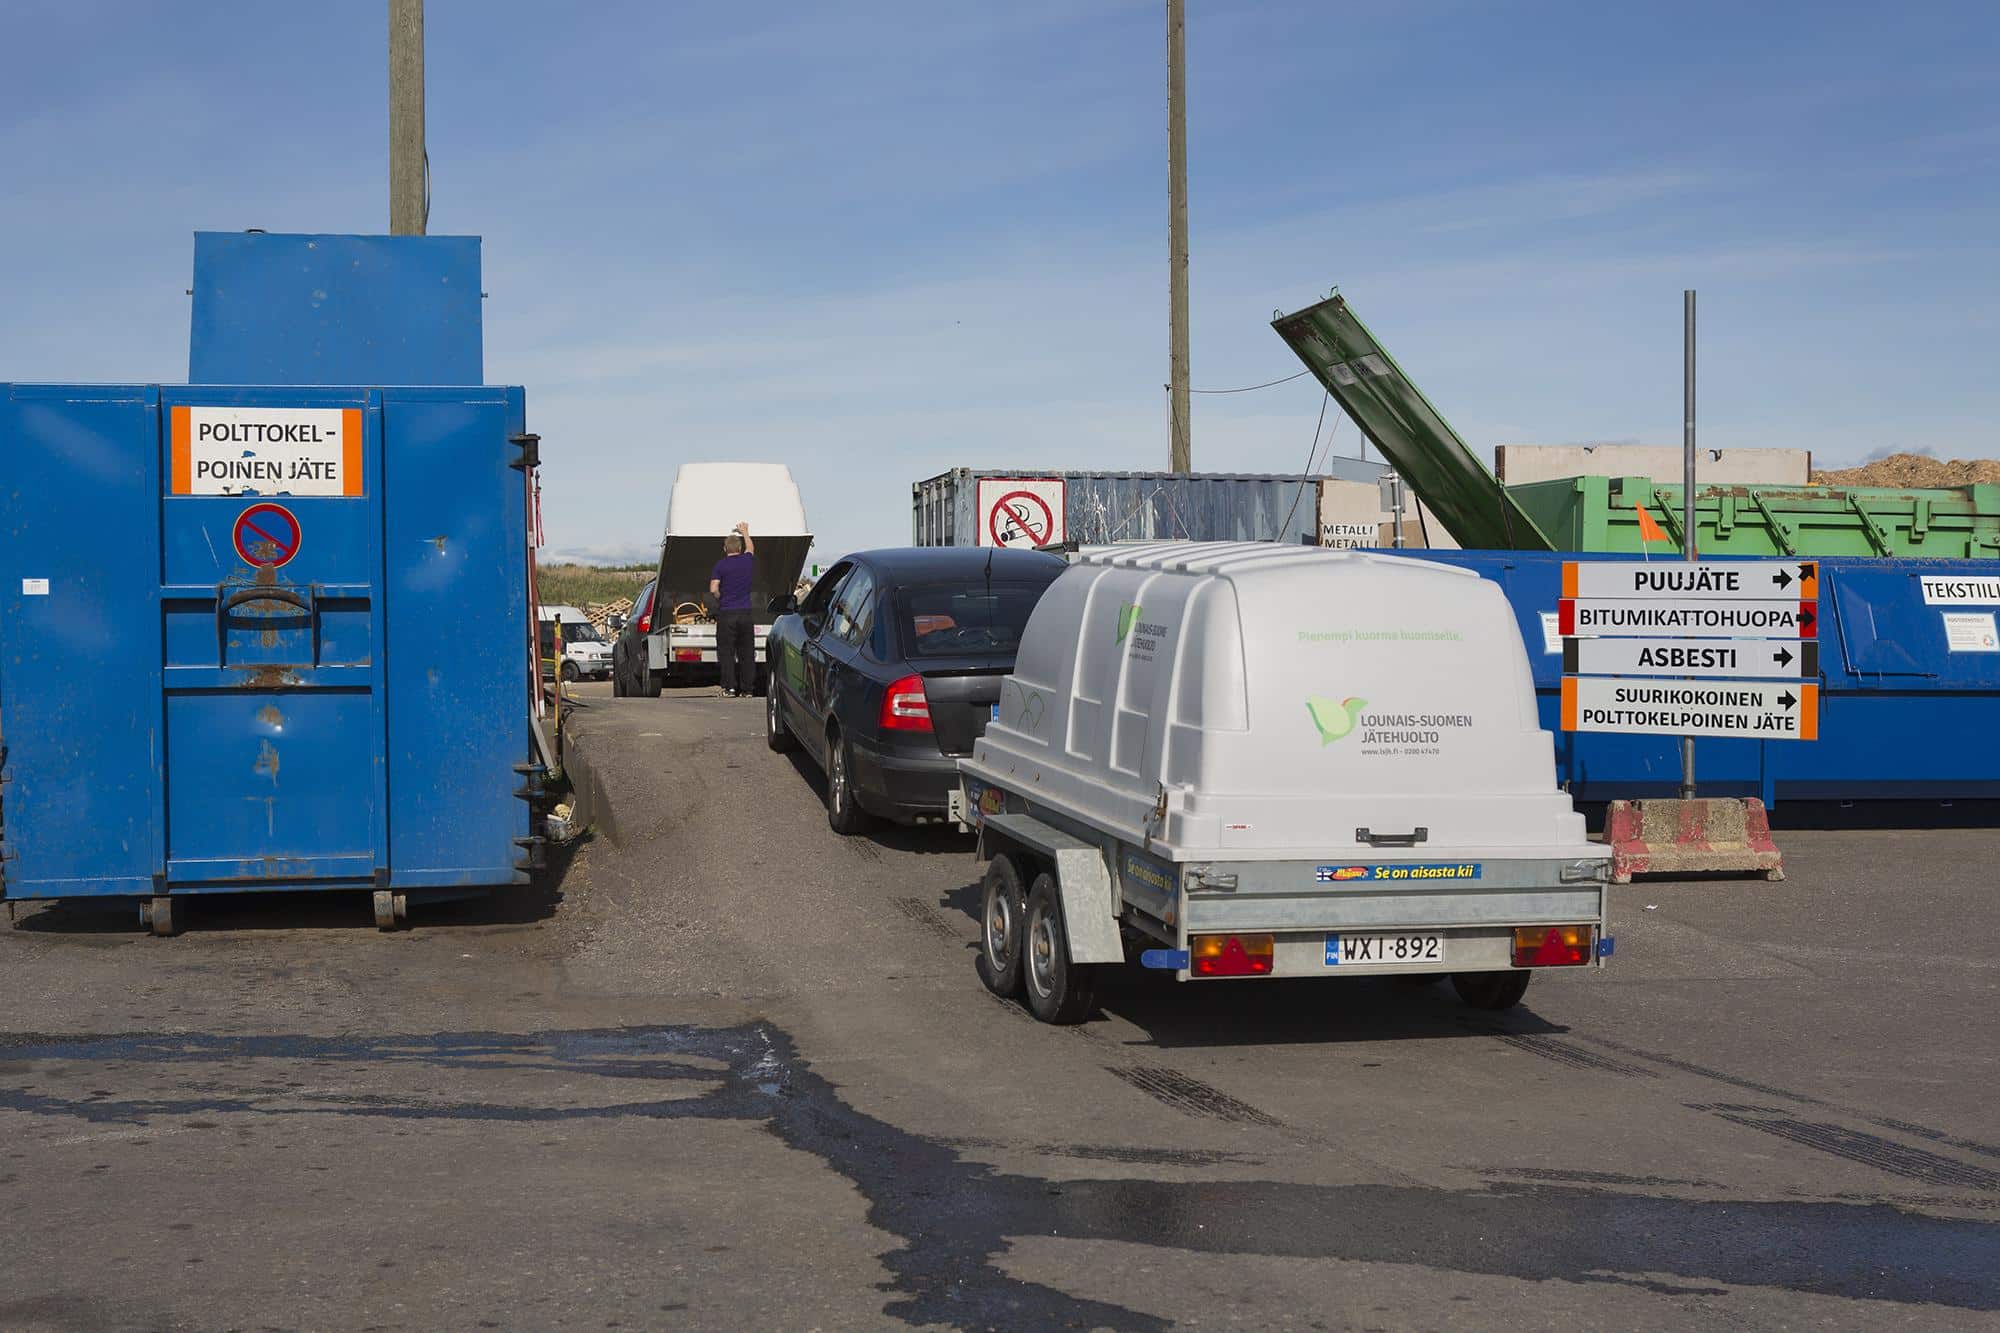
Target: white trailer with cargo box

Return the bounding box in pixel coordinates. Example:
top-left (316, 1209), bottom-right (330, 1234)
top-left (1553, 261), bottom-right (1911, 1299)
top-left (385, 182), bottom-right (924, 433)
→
top-left (957, 542), bottom-right (1611, 1024)
top-left (636, 462), bottom-right (813, 692)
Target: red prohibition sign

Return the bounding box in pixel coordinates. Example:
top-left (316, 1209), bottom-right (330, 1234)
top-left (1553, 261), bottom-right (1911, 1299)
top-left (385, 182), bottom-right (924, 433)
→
top-left (989, 490), bottom-right (1055, 547)
top-left (233, 502), bottom-right (301, 568)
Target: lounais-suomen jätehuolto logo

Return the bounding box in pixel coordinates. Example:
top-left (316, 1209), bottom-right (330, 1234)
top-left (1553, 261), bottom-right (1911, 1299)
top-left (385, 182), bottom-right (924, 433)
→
top-left (1306, 696), bottom-right (1367, 744)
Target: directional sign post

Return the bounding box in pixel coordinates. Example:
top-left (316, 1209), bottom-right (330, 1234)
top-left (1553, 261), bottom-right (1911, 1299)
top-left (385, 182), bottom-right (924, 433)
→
top-left (1558, 558), bottom-right (1821, 745)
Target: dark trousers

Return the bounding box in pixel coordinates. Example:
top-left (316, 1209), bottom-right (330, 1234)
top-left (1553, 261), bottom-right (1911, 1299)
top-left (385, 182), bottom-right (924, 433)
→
top-left (715, 609), bottom-right (756, 694)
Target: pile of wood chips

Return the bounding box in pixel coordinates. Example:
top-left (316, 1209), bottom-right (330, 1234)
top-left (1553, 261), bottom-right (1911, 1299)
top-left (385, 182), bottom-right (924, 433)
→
top-left (1811, 453), bottom-right (2000, 488)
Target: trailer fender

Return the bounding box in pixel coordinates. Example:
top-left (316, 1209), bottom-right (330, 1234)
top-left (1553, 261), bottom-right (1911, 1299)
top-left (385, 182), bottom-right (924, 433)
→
top-left (976, 811), bottom-right (1124, 964)
top-left (1050, 847), bottom-right (1124, 964)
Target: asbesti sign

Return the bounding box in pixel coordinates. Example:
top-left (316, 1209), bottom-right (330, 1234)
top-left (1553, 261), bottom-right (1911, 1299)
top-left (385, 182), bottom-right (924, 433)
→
top-left (1563, 637), bottom-right (1819, 680)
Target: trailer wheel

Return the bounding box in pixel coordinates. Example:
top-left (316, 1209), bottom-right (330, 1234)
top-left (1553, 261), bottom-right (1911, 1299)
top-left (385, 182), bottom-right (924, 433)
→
top-left (1023, 872), bottom-right (1096, 1025)
top-left (975, 854), bottom-right (1027, 998)
top-left (643, 669), bottom-right (663, 699)
top-left (1452, 970), bottom-right (1531, 1011)
top-left (373, 890), bottom-right (407, 931)
top-left (142, 895), bottom-right (178, 937)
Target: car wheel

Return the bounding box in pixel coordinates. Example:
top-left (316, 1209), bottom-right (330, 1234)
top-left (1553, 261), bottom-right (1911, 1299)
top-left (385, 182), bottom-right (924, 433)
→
top-left (824, 730), bottom-right (872, 835)
top-left (611, 648), bottom-right (628, 696)
top-left (1452, 971), bottom-right (1531, 1011)
top-left (559, 659), bottom-right (579, 683)
top-left (1022, 872), bottom-right (1096, 1025)
top-left (975, 854), bottom-right (1027, 998)
top-left (766, 679), bottom-right (797, 753)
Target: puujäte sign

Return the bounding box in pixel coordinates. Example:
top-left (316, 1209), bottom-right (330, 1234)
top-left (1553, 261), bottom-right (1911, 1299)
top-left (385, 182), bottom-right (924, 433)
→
top-left (171, 406), bottom-right (363, 497)
top-left (1562, 560), bottom-right (1818, 601)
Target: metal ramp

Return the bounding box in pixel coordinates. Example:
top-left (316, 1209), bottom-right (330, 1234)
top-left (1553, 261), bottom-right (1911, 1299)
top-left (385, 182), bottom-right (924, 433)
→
top-left (1272, 294), bottom-right (1556, 552)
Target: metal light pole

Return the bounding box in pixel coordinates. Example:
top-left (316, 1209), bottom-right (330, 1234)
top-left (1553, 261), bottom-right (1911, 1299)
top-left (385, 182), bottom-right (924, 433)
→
top-left (1167, 0), bottom-right (1191, 471)
top-left (1681, 290), bottom-right (1697, 799)
top-left (389, 0), bottom-right (426, 235)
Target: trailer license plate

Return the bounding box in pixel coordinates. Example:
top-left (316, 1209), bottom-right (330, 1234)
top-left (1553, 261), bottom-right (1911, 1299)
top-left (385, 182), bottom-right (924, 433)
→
top-left (1326, 932), bottom-right (1444, 967)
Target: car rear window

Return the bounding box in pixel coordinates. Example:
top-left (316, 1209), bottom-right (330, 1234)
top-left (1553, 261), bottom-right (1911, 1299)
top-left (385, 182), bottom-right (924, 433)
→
top-left (899, 580), bottom-right (1054, 658)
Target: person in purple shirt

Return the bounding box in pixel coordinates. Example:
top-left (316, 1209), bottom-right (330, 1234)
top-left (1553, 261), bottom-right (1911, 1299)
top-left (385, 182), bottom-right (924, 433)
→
top-left (709, 522), bottom-right (757, 697)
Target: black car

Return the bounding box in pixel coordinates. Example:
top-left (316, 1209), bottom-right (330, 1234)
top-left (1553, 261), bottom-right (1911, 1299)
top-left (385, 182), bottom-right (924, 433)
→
top-left (610, 578), bottom-right (657, 697)
top-left (764, 547), bottom-right (1066, 833)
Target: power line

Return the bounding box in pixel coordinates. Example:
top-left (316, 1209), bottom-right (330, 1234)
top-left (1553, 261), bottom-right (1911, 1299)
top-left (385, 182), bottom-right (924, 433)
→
top-left (1277, 391), bottom-right (1331, 540)
top-left (1190, 369), bottom-right (1311, 395)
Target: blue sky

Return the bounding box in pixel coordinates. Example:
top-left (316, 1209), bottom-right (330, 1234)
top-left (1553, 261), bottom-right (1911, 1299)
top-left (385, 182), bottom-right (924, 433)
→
top-left (3, 1), bottom-right (1995, 565)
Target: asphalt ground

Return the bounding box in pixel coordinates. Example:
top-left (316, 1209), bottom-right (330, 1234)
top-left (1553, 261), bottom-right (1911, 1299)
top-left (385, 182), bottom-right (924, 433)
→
top-left (0, 678), bottom-right (1994, 1330)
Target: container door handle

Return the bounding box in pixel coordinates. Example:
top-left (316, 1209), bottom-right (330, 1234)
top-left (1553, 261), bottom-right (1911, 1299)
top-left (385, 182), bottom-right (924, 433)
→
top-left (1356, 826), bottom-right (1427, 847)
top-left (217, 584), bottom-right (319, 662)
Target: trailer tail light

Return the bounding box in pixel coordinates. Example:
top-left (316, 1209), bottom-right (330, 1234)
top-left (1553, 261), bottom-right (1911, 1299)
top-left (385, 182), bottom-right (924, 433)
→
top-left (880, 675), bottom-right (933, 732)
top-left (1191, 933), bottom-right (1274, 977)
top-left (674, 649), bottom-right (702, 662)
top-left (1513, 925), bottom-right (1594, 967)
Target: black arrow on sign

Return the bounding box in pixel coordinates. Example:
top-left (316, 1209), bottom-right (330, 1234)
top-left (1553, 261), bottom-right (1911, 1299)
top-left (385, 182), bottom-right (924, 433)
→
top-left (1773, 568), bottom-right (1793, 589)
top-left (1773, 647), bottom-right (1794, 668)
top-left (1799, 606), bottom-right (1816, 632)
top-left (1778, 691), bottom-right (1797, 709)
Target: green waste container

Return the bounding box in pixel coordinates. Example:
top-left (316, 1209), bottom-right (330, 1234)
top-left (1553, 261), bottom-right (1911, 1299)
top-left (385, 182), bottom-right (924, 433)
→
top-left (1509, 474), bottom-right (2000, 558)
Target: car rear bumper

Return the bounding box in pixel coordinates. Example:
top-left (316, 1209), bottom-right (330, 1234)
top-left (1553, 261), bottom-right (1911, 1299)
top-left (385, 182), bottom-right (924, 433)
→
top-left (847, 736), bottom-right (964, 822)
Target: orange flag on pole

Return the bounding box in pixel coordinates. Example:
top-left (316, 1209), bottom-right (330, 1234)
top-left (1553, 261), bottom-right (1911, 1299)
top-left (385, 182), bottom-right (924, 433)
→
top-left (1634, 502), bottom-right (1670, 544)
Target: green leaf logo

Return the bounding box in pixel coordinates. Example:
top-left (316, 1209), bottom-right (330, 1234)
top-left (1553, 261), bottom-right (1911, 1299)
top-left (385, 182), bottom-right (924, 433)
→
top-left (1306, 696), bottom-right (1367, 745)
top-left (1116, 603), bottom-right (1142, 644)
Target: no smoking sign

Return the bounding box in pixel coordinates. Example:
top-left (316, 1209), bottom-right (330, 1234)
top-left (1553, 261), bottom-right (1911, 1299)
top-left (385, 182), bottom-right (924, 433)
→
top-left (977, 478), bottom-right (1065, 549)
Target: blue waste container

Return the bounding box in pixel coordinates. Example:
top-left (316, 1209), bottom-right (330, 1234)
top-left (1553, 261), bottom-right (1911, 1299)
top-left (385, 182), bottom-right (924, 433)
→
top-left (0, 234), bottom-right (542, 932)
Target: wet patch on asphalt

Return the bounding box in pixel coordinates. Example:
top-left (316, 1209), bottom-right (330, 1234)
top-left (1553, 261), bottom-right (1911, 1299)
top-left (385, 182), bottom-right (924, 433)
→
top-left (1, 1023), bottom-right (1996, 1325)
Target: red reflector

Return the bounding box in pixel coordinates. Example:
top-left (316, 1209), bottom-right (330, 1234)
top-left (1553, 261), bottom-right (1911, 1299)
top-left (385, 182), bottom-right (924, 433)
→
top-left (880, 674), bottom-right (933, 732)
top-left (674, 649), bottom-right (702, 662)
top-left (1513, 925), bottom-right (1593, 968)
top-left (1191, 933), bottom-right (1275, 977)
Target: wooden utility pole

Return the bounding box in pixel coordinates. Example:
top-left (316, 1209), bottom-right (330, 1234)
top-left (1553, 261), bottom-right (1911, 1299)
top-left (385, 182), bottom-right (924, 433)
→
top-left (389, 0), bottom-right (426, 235)
top-left (1167, 0), bottom-right (1191, 471)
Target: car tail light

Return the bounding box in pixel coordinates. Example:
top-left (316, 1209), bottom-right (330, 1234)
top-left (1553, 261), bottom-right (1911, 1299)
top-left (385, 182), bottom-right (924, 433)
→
top-left (880, 675), bottom-right (933, 732)
top-left (637, 610), bottom-right (651, 634)
top-left (1191, 933), bottom-right (1274, 977)
top-left (1513, 925), bottom-right (1594, 967)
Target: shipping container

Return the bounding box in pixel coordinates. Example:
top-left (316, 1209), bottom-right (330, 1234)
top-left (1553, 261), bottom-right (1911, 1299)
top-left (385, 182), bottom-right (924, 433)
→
top-left (913, 465), bottom-right (1388, 549)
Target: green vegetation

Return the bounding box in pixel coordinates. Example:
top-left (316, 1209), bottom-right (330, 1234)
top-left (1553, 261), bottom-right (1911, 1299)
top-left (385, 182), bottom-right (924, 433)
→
top-left (536, 561), bottom-right (655, 609)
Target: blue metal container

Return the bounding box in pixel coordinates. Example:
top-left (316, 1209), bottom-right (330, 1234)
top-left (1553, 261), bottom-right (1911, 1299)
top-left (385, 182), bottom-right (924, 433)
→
top-left (1380, 550), bottom-right (2000, 806)
top-left (0, 234), bottom-right (537, 928)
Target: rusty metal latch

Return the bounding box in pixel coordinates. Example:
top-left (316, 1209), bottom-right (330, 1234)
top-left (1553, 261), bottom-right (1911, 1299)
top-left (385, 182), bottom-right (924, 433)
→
top-left (216, 582), bottom-right (319, 665)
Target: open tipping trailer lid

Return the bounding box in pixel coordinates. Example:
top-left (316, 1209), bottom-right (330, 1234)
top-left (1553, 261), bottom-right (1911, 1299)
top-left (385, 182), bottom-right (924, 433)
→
top-left (1272, 294), bottom-right (1556, 553)
top-left (963, 541), bottom-right (1595, 860)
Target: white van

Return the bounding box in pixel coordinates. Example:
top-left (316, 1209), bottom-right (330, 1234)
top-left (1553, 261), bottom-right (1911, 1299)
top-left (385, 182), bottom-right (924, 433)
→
top-left (958, 541), bottom-right (1610, 1023)
top-left (538, 605), bottom-right (612, 681)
